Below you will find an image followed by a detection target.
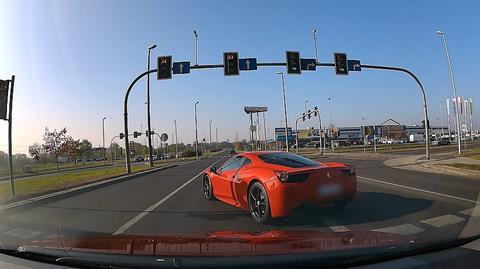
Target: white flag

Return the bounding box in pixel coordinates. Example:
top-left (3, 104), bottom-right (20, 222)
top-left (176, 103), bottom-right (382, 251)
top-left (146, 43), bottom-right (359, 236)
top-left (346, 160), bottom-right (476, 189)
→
top-left (446, 97), bottom-right (450, 116)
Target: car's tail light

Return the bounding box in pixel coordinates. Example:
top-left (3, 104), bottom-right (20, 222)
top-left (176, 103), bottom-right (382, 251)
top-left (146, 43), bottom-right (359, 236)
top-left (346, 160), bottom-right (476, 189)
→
top-left (341, 165), bottom-right (356, 175)
top-left (274, 170), bottom-right (289, 182)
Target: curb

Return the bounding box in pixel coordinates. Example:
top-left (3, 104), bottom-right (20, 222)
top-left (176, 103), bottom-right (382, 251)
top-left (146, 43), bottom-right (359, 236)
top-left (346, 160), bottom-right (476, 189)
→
top-left (418, 163), bottom-right (480, 179)
top-left (0, 164), bottom-right (178, 212)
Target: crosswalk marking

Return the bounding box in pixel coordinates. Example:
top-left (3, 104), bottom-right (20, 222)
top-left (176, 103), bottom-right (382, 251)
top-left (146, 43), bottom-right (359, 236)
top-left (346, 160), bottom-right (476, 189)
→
top-left (3, 228), bottom-right (42, 239)
top-left (330, 225), bottom-right (350, 232)
top-left (460, 207), bottom-right (480, 218)
top-left (372, 224), bottom-right (424, 235)
top-left (421, 214), bottom-right (465, 228)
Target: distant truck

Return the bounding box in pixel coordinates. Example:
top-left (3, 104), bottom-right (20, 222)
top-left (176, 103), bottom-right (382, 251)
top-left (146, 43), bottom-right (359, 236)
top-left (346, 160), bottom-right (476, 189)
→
top-left (409, 134), bottom-right (425, 143)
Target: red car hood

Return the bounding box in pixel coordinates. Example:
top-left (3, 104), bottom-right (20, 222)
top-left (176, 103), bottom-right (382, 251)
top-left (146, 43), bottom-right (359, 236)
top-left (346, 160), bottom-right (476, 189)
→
top-left (26, 230), bottom-right (415, 257)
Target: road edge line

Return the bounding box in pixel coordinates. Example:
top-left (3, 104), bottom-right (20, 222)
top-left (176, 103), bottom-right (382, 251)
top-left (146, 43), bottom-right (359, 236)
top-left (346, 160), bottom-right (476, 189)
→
top-left (0, 165), bottom-right (178, 212)
top-left (358, 175), bottom-right (479, 204)
top-left (112, 156), bottom-right (227, 236)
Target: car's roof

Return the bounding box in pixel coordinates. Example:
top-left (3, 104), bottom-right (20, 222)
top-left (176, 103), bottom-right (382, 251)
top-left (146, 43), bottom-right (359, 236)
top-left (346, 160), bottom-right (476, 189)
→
top-left (239, 151), bottom-right (287, 158)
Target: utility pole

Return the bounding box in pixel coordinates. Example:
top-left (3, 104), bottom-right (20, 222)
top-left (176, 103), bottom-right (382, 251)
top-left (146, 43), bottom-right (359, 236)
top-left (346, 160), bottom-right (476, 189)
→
top-left (173, 120), bottom-right (178, 158)
top-left (3, 76), bottom-right (15, 197)
top-left (194, 101), bottom-right (199, 159)
top-left (209, 120), bottom-right (213, 156)
top-left (102, 117), bottom-right (106, 166)
top-left (277, 72), bottom-right (289, 152)
top-left (216, 127), bottom-right (219, 152)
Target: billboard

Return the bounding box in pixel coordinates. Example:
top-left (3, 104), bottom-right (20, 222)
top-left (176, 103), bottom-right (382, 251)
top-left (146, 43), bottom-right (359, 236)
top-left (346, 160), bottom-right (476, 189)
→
top-left (0, 80), bottom-right (9, 120)
top-left (275, 127), bottom-right (295, 142)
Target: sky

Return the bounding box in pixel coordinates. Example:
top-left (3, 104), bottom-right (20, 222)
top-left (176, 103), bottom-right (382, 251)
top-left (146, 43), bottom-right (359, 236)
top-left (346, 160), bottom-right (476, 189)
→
top-left (0, 0), bottom-right (479, 154)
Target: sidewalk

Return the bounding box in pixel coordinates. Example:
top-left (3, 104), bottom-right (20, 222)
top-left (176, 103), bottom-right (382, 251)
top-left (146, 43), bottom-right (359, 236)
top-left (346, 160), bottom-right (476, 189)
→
top-left (383, 154), bottom-right (480, 179)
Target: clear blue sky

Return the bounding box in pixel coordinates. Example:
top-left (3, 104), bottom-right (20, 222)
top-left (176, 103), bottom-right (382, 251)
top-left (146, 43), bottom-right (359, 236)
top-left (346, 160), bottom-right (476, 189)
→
top-left (0, 0), bottom-right (479, 153)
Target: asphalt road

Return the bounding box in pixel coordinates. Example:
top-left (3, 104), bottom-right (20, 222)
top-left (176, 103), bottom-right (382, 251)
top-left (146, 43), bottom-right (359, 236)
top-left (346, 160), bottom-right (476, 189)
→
top-left (0, 152), bottom-right (479, 246)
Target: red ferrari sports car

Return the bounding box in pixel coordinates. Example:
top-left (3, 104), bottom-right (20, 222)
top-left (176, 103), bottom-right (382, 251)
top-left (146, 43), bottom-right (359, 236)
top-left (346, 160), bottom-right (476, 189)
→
top-left (203, 151), bottom-right (357, 223)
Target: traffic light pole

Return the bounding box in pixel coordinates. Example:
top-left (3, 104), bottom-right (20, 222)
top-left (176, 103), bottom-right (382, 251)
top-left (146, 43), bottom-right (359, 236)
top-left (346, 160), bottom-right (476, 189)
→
top-left (123, 60), bottom-right (430, 173)
top-left (8, 75), bottom-right (15, 197)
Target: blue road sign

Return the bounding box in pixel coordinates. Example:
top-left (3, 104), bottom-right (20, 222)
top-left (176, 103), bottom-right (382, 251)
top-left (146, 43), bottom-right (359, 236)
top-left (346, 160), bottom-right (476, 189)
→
top-left (172, 61), bottom-right (190, 74)
top-left (347, 60), bottom-right (361, 71)
top-left (300, 58), bottom-right (316, 71)
top-left (239, 58), bottom-right (257, 71)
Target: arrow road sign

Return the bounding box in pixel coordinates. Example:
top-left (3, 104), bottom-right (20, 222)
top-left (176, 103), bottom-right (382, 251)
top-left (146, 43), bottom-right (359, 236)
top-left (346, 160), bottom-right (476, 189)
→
top-left (239, 58), bottom-right (257, 71)
top-left (173, 61), bottom-right (191, 74)
top-left (348, 60), bottom-right (361, 71)
top-left (300, 58), bottom-right (316, 71)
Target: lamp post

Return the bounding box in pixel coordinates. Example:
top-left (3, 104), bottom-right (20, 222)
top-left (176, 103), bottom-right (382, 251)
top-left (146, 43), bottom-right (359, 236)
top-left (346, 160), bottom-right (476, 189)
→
top-left (173, 120), bottom-right (178, 158)
top-left (277, 72), bottom-right (289, 151)
top-left (436, 31), bottom-right (461, 154)
top-left (194, 101), bottom-right (199, 159)
top-left (216, 127), bottom-right (219, 152)
top-left (304, 100), bottom-right (309, 115)
top-left (209, 120), bottom-right (213, 156)
top-left (328, 97), bottom-right (334, 151)
top-left (102, 117), bottom-right (106, 166)
top-left (146, 44), bottom-right (157, 167)
top-left (312, 28), bottom-right (318, 63)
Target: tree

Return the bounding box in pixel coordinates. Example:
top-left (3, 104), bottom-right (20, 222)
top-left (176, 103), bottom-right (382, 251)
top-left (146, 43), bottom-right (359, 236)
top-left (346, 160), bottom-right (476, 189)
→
top-left (28, 143), bottom-right (42, 172)
top-left (110, 142), bottom-right (121, 161)
top-left (78, 139), bottom-right (93, 159)
top-left (60, 136), bottom-right (81, 167)
top-left (42, 127), bottom-right (67, 172)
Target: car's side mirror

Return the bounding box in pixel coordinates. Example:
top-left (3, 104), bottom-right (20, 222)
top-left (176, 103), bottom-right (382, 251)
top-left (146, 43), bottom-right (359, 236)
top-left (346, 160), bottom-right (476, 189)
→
top-left (209, 166), bottom-right (218, 174)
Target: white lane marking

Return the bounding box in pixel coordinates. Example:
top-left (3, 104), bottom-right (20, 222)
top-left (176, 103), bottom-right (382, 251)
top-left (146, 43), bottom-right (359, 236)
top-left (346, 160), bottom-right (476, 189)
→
top-left (112, 157), bottom-right (227, 236)
top-left (3, 228), bottom-right (42, 239)
top-left (358, 176), bottom-right (479, 204)
top-left (330, 226), bottom-right (350, 232)
top-left (421, 214), bottom-right (466, 228)
top-left (372, 224), bottom-right (424, 235)
top-left (460, 207), bottom-right (480, 217)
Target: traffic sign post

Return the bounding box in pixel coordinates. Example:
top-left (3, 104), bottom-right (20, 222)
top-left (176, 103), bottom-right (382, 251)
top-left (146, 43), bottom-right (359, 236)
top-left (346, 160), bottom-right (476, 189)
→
top-left (300, 58), bottom-right (316, 71)
top-left (348, 60), bottom-right (361, 71)
top-left (173, 61), bottom-right (191, 74)
top-left (239, 58), bottom-right (257, 71)
top-left (0, 76), bottom-right (15, 197)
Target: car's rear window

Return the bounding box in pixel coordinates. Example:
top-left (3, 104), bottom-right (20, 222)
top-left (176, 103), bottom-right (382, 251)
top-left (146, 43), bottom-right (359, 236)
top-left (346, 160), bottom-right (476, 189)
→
top-left (257, 152), bottom-right (320, 168)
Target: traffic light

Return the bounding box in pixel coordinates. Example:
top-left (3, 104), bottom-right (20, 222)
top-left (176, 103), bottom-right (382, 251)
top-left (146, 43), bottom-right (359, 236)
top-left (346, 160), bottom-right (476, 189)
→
top-left (334, 53), bottom-right (349, 75)
top-left (0, 80), bottom-right (8, 120)
top-left (157, 56), bottom-right (172, 80)
top-left (133, 131), bottom-right (141, 138)
top-left (313, 106), bottom-right (318, 117)
top-left (421, 119), bottom-right (430, 129)
top-left (302, 112), bottom-right (306, 122)
top-left (286, 51), bottom-right (301, 74)
top-left (308, 110), bottom-right (311, 119)
top-left (223, 52), bottom-right (239, 76)
top-left (119, 133), bottom-right (124, 139)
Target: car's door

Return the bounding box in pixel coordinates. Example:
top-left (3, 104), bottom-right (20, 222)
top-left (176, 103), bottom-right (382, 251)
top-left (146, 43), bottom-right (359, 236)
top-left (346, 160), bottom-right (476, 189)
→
top-left (230, 157), bottom-right (253, 208)
top-left (212, 156), bottom-right (244, 202)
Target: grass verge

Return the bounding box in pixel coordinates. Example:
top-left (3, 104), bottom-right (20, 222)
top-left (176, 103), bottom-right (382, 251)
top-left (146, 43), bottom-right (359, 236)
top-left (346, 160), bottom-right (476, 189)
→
top-left (444, 163), bottom-right (480, 171)
top-left (0, 165), bottom-right (152, 204)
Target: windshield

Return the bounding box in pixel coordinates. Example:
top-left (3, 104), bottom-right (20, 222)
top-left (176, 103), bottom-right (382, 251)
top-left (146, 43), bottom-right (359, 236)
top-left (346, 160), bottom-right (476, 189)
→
top-left (258, 152), bottom-right (320, 168)
top-left (0, 0), bottom-right (479, 267)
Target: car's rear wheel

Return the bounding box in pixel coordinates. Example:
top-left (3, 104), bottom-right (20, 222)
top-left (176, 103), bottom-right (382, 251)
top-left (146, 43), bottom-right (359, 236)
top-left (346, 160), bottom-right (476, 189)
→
top-left (248, 182), bottom-right (271, 224)
top-left (203, 175), bottom-right (216, 200)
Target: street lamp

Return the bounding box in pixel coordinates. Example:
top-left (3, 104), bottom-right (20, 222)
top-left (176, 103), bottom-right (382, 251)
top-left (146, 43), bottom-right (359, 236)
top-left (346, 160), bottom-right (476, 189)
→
top-left (277, 72), bottom-right (289, 152)
top-left (193, 30), bottom-right (199, 66)
top-left (173, 120), bottom-right (178, 158)
top-left (194, 101), bottom-right (199, 159)
top-left (436, 31), bottom-right (461, 154)
top-left (102, 117), bottom-right (107, 166)
top-left (216, 127), bottom-right (219, 151)
top-left (146, 44), bottom-right (157, 167)
top-left (328, 97), bottom-right (334, 151)
top-left (209, 120), bottom-right (213, 156)
top-left (312, 28), bottom-right (318, 63)
top-left (304, 100), bottom-right (309, 115)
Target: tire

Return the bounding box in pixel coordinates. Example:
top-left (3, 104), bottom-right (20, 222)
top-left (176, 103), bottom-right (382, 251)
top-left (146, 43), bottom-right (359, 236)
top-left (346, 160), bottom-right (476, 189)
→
top-left (248, 182), bottom-right (272, 224)
top-left (203, 175), bottom-right (216, 200)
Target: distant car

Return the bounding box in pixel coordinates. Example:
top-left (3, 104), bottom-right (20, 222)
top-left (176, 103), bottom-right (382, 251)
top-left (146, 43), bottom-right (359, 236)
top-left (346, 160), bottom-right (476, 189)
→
top-left (133, 156), bottom-right (144, 162)
top-left (432, 138), bottom-right (450, 146)
top-left (305, 142), bottom-right (320, 148)
top-left (202, 151), bottom-right (357, 223)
